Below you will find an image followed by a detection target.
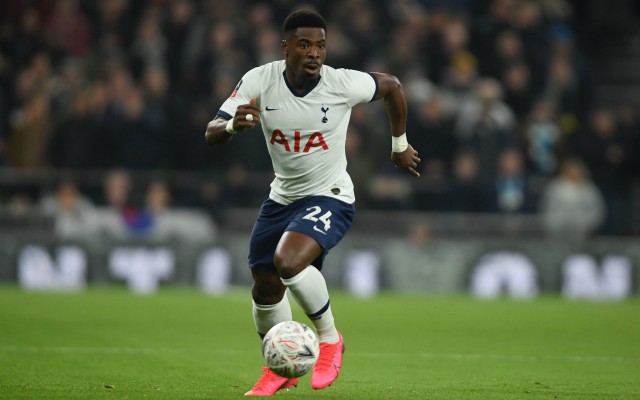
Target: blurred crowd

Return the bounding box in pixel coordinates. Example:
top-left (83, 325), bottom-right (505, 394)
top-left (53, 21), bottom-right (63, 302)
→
top-left (1, 0), bottom-right (639, 237)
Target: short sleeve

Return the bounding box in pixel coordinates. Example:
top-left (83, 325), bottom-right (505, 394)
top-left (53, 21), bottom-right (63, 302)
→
top-left (217, 67), bottom-right (262, 120)
top-left (339, 69), bottom-right (378, 108)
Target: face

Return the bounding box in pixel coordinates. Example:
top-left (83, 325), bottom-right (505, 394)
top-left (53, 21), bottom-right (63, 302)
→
top-left (282, 27), bottom-right (326, 82)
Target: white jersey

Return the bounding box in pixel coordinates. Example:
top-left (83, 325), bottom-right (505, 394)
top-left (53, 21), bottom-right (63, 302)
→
top-left (218, 60), bottom-right (378, 205)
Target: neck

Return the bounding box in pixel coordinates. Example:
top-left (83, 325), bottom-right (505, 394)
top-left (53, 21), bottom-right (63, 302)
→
top-left (285, 69), bottom-right (320, 94)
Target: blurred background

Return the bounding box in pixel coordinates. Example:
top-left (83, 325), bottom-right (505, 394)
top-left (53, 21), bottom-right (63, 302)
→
top-left (0, 0), bottom-right (639, 298)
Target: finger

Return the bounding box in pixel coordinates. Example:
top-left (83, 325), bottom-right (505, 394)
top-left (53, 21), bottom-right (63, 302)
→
top-left (408, 168), bottom-right (420, 177)
top-left (247, 97), bottom-right (263, 112)
top-left (237, 114), bottom-right (260, 127)
top-left (240, 105), bottom-right (262, 113)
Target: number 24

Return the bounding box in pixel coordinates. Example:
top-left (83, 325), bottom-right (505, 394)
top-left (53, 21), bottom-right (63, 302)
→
top-left (303, 206), bottom-right (332, 231)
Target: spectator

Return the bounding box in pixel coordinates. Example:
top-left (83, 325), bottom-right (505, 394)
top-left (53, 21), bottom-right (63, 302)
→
top-left (8, 7), bottom-right (47, 70)
top-left (445, 150), bottom-right (489, 212)
top-left (253, 26), bottom-right (281, 65)
top-left (548, 22), bottom-right (591, 125)
top-left (508, 0), bottom-right (550, 89)
top-left (543, 55), bottom-right (581, 129)
top-left (143, 179), bottom-right (216, 241)
top-left (50, 57), bottom-right (86, 118)
top-left (222, 163), bottom-right (260, 208)
top-left (194, 21), bottom-right (244, 97)
top-left (91, 0), bottom-right (135, 49)
top-left (345, 125), bottom-right (374, 207)
top-left (539, 158), bottom-right (605, 238)
top-left (333, 0), bottom-right (380, 71)
top-left (367, 174), bottom-right (413, 210)
top-left (324, 23), bottom-right (357, 69)
top-left (503, 62), bottom-right (535, 121)
top-left (455, 78), bottom-right (518, 177)
top-left (39, 180), bottom-right (98, 239)
top-left (487, 30), bottom-right (526, 80)
top-left (617, 104), bottom-right (640, 176)
top-left (382, 222), bottom-right (464, 293)
top-left (196, 180), bottom-right (229, 225)
top-left (49, 89), bottom-right (98, 169)
top-left (425, 13), bottom-right (470, 84)
top-left (103, 170), bottom-right (132, 208)
top-left (6, 92), bottom-right (53, 168)
top-left (524, 99), bottom-right (561, 177)
top-left (386, 23), bottom-right (425, 78)
top-left (412, 158), bottom-right (450, 211)
top-left (85, 81), bottom-right (112, 168)
top-left (93, 169), bottom-right (132, 238)
top-left (44, 0), bottom-right (91, 57)
top-left (472, 0), bottom-right (514, 71)
top-left (407, 95), bottom-right (457, 173)
top-left (579, 109), bottom-right (633, 235)
top-left (130, 13), bottom-right (167, 77)
top-left (106, 85), bottom-right (167, 169)
top-left (164, 0), bottom-right (196, 88)
top-left (441, 50), bottom-right (480, 105)
top-left (488, 148), bottom-right (535, 214)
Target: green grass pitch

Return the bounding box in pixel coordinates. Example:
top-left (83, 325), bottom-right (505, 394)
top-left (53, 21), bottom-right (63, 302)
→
top-left (1, 287), bottom-right (639, 399)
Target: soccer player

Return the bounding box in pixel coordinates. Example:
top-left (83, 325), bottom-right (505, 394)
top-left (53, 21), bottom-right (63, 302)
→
top-left (205, 10), bottom-right (421, 396)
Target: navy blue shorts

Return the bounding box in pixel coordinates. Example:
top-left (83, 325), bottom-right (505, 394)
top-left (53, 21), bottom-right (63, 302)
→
top-left (248, 196), bottom-right (356, 271)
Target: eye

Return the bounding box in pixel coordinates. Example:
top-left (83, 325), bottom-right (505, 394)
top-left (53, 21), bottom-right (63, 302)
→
top-left (318, 44), bottom-right (325, 49)
top-left (299, 43), bottom-right (309, 49)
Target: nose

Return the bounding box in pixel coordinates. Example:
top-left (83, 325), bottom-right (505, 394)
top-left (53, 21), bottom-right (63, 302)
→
top-left (309, 46), bottom-right (319, 58)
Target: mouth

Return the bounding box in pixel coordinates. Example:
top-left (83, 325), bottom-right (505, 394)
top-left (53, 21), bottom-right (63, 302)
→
top-left (304, 62), bottom-right (320, 75)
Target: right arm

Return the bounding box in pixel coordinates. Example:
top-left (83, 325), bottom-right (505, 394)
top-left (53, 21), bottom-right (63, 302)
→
top-left (204, 116), bottom-right (234, 145)
top-left (205, 98), bottom-right (262, 145)
top-left (371, 72), bottom-right (421, 177)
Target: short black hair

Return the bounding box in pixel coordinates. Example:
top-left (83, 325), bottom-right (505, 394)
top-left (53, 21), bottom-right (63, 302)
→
top-left (283, 10), bottom-right (327, 36)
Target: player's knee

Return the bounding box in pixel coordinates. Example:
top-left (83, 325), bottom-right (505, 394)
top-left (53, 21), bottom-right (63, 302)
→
top-left (252, 291), bottom-right (285, 305)
top-left (252, 282), bottom-right (285, 305)
top-left (251, 266), bottom-right (286, 304)
top-left (273, 253), bottom-right (306, 279)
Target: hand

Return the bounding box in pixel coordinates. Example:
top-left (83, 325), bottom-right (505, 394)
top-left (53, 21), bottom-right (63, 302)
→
top-left (391, 144), bottom-right (421, 177)
top-left (232, 98), bottom-right (262, 132)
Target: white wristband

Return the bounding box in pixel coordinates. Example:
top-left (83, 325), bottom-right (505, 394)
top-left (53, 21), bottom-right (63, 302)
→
top-left (225, 118), bottom-right (236, 135)
top-left (392, 133), bottom-right (408, 153)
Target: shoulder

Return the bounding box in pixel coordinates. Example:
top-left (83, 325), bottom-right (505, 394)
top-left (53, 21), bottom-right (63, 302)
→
top-left (249, 60), bottom-right (285, 79)
top-left (322, 65), bottom-right (375, 91)
top-left (241, 61), bottom-right (284, 83)
top-left (237, 61), bottom-right (284, 96)
top-left (321, 66), bottom-right (378, 105)
top-left (323, 65), bottom-right (370, 82)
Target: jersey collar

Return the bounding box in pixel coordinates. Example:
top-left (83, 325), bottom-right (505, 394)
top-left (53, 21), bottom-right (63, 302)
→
top-left (282, 70), bottom-right (321, 97)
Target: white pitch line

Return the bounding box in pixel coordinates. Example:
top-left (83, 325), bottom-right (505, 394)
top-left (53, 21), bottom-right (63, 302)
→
top-left (1, 345), bottom-right (637, 364)
top-left (0, 346), bottom-right (257, 355)
top-left (356, 351), bottom-right (639, 364)
top-left (0, 345), bottom-right (164, 354)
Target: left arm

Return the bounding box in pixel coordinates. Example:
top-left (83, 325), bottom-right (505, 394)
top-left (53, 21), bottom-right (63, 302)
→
top-left (370, 72), bottom-right (421, 177)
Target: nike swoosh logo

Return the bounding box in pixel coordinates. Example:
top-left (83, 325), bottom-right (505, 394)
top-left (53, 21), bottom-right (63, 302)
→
top-left (265, 106), bottom-right (279, 111)
top-left (313, 226), bottom-right (327, 235)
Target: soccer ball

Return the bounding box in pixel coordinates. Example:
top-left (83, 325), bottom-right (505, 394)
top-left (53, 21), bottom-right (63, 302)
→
top-left (262, 320), bottom-right (319, 378)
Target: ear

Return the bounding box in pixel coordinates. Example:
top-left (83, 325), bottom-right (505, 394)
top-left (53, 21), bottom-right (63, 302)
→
top-left (281, 39), bottom-right (288, 56)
